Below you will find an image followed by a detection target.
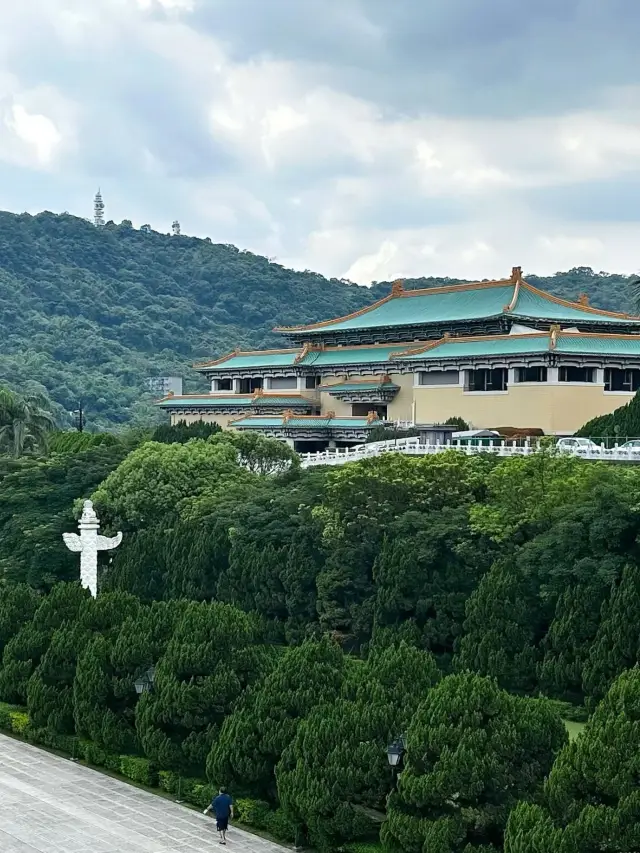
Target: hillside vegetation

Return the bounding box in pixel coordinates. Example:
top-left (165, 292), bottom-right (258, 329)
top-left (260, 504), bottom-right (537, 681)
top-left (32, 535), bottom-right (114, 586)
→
top-left (0, 210), bottom-right (635, 428)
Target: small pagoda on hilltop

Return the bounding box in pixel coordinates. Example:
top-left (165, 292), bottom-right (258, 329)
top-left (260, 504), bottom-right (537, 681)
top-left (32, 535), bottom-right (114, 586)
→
top-left (158, 267), bottom-right (640, 447)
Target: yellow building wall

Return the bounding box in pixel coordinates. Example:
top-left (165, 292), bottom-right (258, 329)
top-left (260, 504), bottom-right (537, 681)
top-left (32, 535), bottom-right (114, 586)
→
top-left (387, 373), bottom-right (415, 422)
top-left (318, 373), bottom-right (415, 420)
top-left (413, 384), bottom-right (634, 434)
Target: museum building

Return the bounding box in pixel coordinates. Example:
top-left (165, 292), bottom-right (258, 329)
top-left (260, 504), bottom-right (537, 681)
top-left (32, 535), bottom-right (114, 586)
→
top-left (158, 267), bottom-right (640, 449)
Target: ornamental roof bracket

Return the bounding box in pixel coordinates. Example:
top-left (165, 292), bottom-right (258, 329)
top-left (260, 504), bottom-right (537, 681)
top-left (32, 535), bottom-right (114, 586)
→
top-left (504, 276), bottom-right (521, 314)
top-left (549, 324), bottom-right (560, 350)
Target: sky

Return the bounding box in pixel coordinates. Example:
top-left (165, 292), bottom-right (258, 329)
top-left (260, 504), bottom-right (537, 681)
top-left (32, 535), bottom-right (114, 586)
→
top-left (1, 0), bottom-right (640, 284)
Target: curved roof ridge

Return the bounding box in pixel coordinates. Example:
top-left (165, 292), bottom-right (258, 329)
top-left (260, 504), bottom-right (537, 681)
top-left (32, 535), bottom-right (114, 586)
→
top-left (275, 271), bottom-right (521, 334)
top-left (195, 346), bottom-right (299, 368)
top-left (390, 330), bottom-right (549, 360)
top-left (275, 292), bottom-right (396, 333)
top-left (517, 281), bottom-right (640, 321)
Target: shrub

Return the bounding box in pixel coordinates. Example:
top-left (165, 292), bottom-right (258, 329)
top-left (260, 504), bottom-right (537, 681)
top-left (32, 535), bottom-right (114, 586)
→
top-left (120, 756), bottom-right (158, 787)
top-left (265, 808), bottom-right (297, 843)
top-left (9, 710), bottom-right (30, 736)
top-left (235, 798), bottom-right (271, 829)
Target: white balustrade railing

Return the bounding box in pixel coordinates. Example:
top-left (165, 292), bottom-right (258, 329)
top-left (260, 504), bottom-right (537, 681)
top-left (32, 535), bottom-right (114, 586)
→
top-left (299, 439), bottom-right (640, 468)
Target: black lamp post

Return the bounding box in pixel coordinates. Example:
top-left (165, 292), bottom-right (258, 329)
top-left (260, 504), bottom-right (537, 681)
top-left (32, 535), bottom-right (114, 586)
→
top-left (134, 666), bottom-right (155, 695)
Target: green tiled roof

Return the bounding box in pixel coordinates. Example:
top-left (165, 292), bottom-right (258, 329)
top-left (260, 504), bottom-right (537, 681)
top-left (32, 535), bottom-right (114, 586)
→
top-left (157, 394), bottom-right (311, 409)
top-left (280, 279), bottom-right (640, 335)
top-left (396, 334), bottom-right (551, 361)
top-left (302, 345), bottom-right (407, 366)
top-left (157, 395), bottom-right (255, 408)
top-left (285, 284), bottom-right (514, 333)
top-left (556, 335), bottom-right (640, 355)
top-left (198, 350), bottom-right (299, 370)
top-left (511, 287), bottom-right (639, 324)
top-left (231, 416), bottom-right (375, 430)
top-left (397, 332), bottom-right (640, 361)
top-left (200, 344), bottom-right (415, 373)
top-left (252, 396), bottom-right (311, 406)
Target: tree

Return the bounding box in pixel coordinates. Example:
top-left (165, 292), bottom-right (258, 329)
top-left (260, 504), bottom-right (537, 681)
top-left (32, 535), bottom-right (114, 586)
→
top-left (373, 509), bottom-right (494, 668)
top-left (151, 420), bottom-right (222, 444)
top-left (135, 601), bottom-right (273, 774)
top-left (277, 643), bottom-right (440, 851)
top-left (469, 451), bottom-right (607, 545)
top-left (504, 667), bottom-right (640, 853)
top-left (27, 620), bottom-right (89, 732)
top-left (0, 444), bottom-right (127, 589)
top-left (209, 431), bottom-right (299, 476)
top-left (581, 563), bottom-right (640, 706)
top-left (91, 437), bottom-right (248, 529)
top-left (0, 387), bottom-right (56, 456)
top-left (383, 672), bottom-right (567, 853)
top-left (207, 638), bottom-right (345, 801)
top-left (0, 582), bottom-right (88, 704)
top-left (0, 583), bottom-right (40, 658)
top-left (454, 559), bottom-right (543, 693)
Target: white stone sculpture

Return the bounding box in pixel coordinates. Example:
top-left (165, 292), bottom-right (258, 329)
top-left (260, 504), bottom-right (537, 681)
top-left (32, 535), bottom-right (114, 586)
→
top-left (63, 500), bottom-right (122, 597)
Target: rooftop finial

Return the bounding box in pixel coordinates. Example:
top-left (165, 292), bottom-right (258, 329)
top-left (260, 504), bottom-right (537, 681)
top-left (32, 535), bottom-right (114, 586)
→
top-left (511, 266), bottom-right (522, 281)
top-left (391, 279), bottom-right (404, 296)
top-left (578, 292), bottom-right (589, 306)
top-left (94, 189), bottom-right (105, 227)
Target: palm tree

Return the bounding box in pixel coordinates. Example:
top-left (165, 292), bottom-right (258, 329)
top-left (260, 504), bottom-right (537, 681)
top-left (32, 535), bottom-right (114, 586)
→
top-left (0, 388), bottom-right (57, 457)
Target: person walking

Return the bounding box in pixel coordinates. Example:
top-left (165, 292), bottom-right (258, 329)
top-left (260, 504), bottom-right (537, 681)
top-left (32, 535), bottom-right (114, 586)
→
top-left (204, 787), bottom-right (234, 844)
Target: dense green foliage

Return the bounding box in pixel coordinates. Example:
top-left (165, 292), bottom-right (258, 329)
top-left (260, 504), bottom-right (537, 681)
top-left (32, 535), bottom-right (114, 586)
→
top-left (383, 672), bottom-right (566, 853)
top-left (0, 442), bottom-right (128, 588)
top-left (1, 431), bottom-right (640, 852)
top-left (0, 211), bottom-right (634, 429)
top-left (576, 390), bottom-right (640, 440)
top-left (0, 387), bottom-right (56, 456)
top-left (504, 668), bottom-right (640, 853)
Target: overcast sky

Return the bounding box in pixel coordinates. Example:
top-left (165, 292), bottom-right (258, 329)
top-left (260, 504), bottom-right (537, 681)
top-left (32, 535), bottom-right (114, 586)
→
top-left (1, 0), bottom-right (640, 284)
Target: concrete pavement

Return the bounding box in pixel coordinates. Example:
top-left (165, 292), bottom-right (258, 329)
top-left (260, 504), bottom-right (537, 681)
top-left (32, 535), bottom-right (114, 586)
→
top-left (0, 733), bottom-right (289, 853)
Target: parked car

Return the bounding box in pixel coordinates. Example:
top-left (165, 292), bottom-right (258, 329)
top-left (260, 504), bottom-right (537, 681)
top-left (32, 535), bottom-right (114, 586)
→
top-left (620, 440), bottom-right (640, 452)
top-left (555, 437), bottom-right (601, 453)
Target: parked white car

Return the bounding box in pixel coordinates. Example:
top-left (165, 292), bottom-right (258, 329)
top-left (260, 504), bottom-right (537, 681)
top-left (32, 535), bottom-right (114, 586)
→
top-left (555, 437), bottom-right (601, 454)
top-left (620, 440), bottom-right (640, 453)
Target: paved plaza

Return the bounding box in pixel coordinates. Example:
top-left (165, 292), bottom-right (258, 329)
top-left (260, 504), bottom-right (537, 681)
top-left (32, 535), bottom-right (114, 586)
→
top-left (0, 733), bottom-right (290, 853)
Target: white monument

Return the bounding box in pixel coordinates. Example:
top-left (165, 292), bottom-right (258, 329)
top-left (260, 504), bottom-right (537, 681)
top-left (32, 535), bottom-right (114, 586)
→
top-left (63, 500), bottom-right (122, 597)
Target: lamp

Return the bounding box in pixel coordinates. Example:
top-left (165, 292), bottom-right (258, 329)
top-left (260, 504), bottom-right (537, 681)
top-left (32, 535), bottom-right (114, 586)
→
top-left (386, 736), bottom-right (405, 768)
top-left (134, 666), bottom-right (155, 695)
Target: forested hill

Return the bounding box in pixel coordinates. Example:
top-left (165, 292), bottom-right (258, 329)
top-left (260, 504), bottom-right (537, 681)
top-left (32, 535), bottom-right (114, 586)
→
top-left (0, 209), bottom-right (635, 428)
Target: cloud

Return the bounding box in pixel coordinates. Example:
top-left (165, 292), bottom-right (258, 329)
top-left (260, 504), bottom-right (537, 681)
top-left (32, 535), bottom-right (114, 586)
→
top-left (0, 0), bottom-right (639, 285)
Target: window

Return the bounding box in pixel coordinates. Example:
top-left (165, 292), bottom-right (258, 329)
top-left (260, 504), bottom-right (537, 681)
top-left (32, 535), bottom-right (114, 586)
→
top-left (559, 366), bottom-right (594, 383)
top-left (213, 378), bottom-right (232, 392)
top-left (269, 376), bottom-right (297, 390)
top-left (305, 375), bottom-right (321, 389)
top-left (238, 377), bottom-right (263, 394)
top-left (418, 370), bottom-right (460, 386)
top-left (604, 368), bottom-right (640, 392)
top-left (351, 403), bottom-right (387, 418)
top-left (515, 366), bottom-right (547, 383)
top-left (466, 368), bottom-right (508, 392)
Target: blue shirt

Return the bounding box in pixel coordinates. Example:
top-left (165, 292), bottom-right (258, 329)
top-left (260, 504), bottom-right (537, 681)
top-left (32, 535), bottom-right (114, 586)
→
top-left (212, 793), bottom-right (233, 819)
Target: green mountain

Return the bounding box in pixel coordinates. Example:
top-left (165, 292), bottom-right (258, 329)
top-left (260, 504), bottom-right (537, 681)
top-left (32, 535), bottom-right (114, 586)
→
top-left (0, 210), bottom-right (635, 428)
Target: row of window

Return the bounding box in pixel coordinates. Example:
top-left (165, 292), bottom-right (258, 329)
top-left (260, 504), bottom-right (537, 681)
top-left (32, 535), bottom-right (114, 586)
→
top-left (213, 368), bottom-right (640, 395)
top-left (420, 367), bottom-right (640, 392)
top-left (213, 376), bottom-right (321, 393)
